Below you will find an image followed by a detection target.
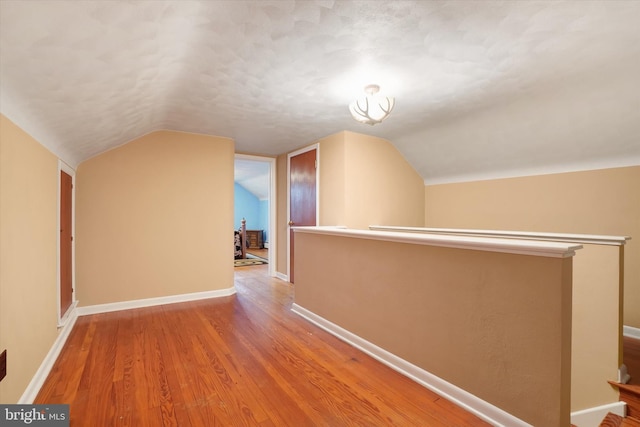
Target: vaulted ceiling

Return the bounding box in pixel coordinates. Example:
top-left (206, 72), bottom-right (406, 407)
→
top-left (1, 1), bottom-right (638, 184)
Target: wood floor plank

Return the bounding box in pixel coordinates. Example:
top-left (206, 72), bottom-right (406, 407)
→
top-left (36, 317), bottom-right (93, 402)
top-left (35, 265), bottom-right (491, 426)
top-left (158, 304), bottom-right (236, 427)
top-left (193, 298), bottom-right (324, 425)
top-left (233, 267), bottom-right (463, 425)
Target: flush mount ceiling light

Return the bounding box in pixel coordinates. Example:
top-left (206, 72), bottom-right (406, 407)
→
top-left (349, 84), bottom-right (395, 125)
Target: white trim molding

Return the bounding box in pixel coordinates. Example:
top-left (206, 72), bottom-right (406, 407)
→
top-left (275, 272), bottom-right (288, 282)
top-left (19, 308), bottom-right (79, 403)
top-left (369, 225), bottom-right (631, 247)
top-left (571, 401), bottom-right (626, 427)
top-left (291, 303), bottom-right (532, 427)
top-left (57, 301), bottom-right (78, 328)
top-left (20, 287), bottom-right (236, 402)
top-left (76, 287), bottom-right (236, 316)
top-left (235, 153), bottom-right (277, 278)
top-left (624, 325), bottom-right (640, 340)
top-left (296, 226), bottom-right (582, 258)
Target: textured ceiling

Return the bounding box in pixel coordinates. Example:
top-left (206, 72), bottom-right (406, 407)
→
top-left (1, 0), bottom-right (639, 183)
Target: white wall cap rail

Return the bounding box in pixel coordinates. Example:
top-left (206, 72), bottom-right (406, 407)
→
top-left (369, 226), bottom-right (631, 246)
top-left (294, 227), bottom-right (582, 258)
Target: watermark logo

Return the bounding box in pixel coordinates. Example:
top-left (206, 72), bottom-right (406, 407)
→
top-left (0, 405), bottom-right (69, 426)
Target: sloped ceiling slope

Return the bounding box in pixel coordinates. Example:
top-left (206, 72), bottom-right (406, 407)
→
top-left (235, 158), bottom-right (270, 200)
top-left (1, 1), bottom-right (638, 183)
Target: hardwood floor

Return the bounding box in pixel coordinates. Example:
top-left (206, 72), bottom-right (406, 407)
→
top-left (245, 248), bottom-right (268, 260)
top-left (604, 336), bottom-right (640, 426)
top-left (36, 265), bottom-right (490, 426)
top-left (600, 412), bottom-right (640, 427)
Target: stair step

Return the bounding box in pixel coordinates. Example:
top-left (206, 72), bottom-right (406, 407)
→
top-left (609, 381), bottom-right (640, 419)
top-left (599, 412), bottom-right (640, 427)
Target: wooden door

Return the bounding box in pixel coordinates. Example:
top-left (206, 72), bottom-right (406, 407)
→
top-left (60, 171), bottom-right (73, 317)
top-left (289, 149), bottom-right (317, 283)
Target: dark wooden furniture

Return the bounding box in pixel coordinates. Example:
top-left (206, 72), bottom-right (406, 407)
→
top-left (235, 219), bottom-right (247, 259)
top-left (246, 229), bottom-right (264, 249)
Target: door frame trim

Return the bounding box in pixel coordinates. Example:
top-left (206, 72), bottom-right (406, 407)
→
top-left (234, 153), bottom-right (277, 277)
top-left (287, 144), bottom-right (320, 282)
top-left (57, 160), bottom-right (77, 327)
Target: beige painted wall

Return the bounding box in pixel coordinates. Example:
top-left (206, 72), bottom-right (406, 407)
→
top-left (572, 244), bottom-right (622, 410)
top-left (76, 130), bottom-right (234, 306)
top-left (372, 224), bottom-right (626, 412)
top-left (294, 230), bottom-right (572, 427)
top-left (317, 133), bottom-right (346, 226)
top-left (425, 166), bottom-right (640, 328)
top-left (320, 131), bottom-right (425, 229)
top-left (276, 131), bottom-right (425, 277)
top-left (0, 115), bottom-right (59, 403)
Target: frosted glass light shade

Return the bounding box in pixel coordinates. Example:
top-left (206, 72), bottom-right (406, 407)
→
top-left (349, 85), bottom-right (395, 125)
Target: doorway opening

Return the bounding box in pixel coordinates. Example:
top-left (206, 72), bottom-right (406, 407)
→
top-left (234, 154), bottom-right (276, 277)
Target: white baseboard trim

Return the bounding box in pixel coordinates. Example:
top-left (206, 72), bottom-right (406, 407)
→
top-left (57, 300), bottom-right (78, 328)
top-left (76, 287), bottom-right (236, 316)
top-left (571, 401), bottom-right (626, 427)
top-left (624, 325), bottom-right (640, 340)
top-left (19, 308), bottom-right (79, 404)
top-left (275, 272), bottom-right (288, 282)
top-left (20, 287), bottom-right (237, 402)
top-left (291, 303), bottom-right (532, 427)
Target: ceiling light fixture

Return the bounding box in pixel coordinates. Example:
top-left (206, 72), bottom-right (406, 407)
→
top-left (349, 84), bottom-right (395, 125)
